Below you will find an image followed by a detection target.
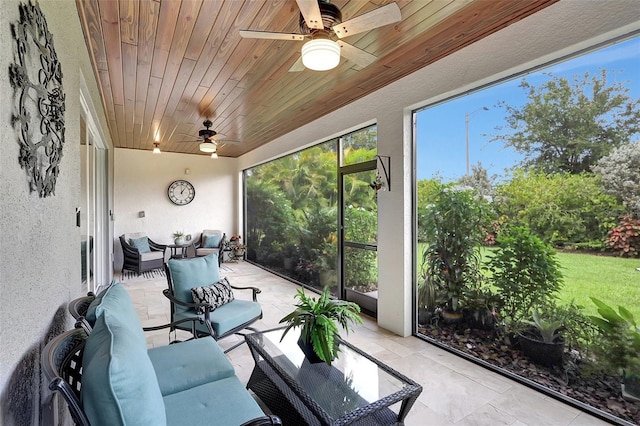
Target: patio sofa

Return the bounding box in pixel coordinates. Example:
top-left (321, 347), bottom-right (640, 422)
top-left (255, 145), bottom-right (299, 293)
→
top-left (42, 281), bottom-right (280, 426)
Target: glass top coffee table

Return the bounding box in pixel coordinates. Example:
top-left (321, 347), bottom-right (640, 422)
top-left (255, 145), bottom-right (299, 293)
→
top-left (245, 327), bottom-right (422, 425)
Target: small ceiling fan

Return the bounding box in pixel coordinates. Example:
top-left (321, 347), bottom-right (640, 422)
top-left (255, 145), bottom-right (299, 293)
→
top-left (239, 0), bottom-right (401, 72)
top-left (177, 120), bottom-right (240, 154)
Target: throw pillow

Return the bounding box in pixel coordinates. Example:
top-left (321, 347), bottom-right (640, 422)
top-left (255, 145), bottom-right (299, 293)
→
top-left (129, 236), bottom-right (151, 253)
top-left (191, 278), bottom-right (234, 314)
top-left (203, 234), bottom-right (221, 248)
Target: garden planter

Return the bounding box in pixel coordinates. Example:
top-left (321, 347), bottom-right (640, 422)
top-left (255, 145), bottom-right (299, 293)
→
top-left (418, 308), bottom-right (434, 326)
top-left (518, 330), bottom-right (565, 367)
top-left (463, 309), bottom-right (496, 330)
top-left (441, 310), bottom-right (463, 324)
top-left (622, 374), bottom-right (640, 402)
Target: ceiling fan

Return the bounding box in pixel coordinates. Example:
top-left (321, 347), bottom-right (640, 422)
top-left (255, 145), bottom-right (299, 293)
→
top-left (239, 0), bottom-right (401, 72)
top-left (178, 120), bottom-right (240, 155)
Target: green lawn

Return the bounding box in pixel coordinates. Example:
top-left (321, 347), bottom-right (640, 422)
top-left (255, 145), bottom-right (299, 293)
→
top-left (418, 244), bottom-right (640, 320)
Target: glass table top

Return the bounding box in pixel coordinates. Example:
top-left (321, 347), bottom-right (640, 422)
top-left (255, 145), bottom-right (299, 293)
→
top-left (246, 327), bottom-right (418, 420)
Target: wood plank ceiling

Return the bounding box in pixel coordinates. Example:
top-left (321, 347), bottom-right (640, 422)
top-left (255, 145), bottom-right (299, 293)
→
top-left (76, 0), bottom-right (557, 158)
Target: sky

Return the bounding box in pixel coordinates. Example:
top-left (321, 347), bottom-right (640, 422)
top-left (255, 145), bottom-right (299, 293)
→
top-left (415, 36), bottom-right (640, 182)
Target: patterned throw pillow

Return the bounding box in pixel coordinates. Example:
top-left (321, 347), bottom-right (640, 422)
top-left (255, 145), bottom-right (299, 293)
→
top-left (191, 278), bottom-right (234, 314)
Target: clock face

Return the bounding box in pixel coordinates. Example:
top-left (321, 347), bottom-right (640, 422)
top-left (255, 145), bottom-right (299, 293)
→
top-left (168, 180), bottom-right (195, 205)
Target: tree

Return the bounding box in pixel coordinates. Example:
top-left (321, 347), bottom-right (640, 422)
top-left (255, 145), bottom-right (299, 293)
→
top-left (592, 141), bottom-right (640, 217)
top-left (489, 70), bottom-right (640, 174)
top-left (458, 162), bottom-right (496, 200)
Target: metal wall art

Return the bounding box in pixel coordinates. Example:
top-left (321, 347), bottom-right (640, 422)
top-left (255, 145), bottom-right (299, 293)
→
top-left (9, 1), bottom-right (65, 198)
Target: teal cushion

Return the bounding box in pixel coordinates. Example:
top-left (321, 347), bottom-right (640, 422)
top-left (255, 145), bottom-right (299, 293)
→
top-left (82, 313), bottom-right (166, 426)
top-left (147, 338), bottom-right (235, 396)
top-left (167, 254), bottom-right (220, 314)
top-left (129, 236), bottom-right (151, 253)
top-left (173, 299), bottom-right (261, 337)
top-left (203, 234), bottom-right (221, 248)
top-left (85, 281), bottom-right (146, 342)
top-left (163, 376), bottom-right (265, 426)
top-left (85, 280), bottom-right (118, 326)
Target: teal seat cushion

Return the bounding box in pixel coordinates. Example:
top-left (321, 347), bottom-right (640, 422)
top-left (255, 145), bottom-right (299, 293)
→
top-left (82, 312), bottom-right (166, 426)
top-left (167, 253), bottom-right (220, 314)
top-left (147, 338), bottom-right (235, 396)
top-left (85, 281), bottom-right (145, 342)
top-left (203, 233), bottom-right (221, 248)
top-left (174, 299), bottom-right (262, 337)
top-left (163, 376), bottom-right (265, 426)
top-left (85, 279), bottom-right (118, 326)
top-left (129, 236), bottom-right (151, 253)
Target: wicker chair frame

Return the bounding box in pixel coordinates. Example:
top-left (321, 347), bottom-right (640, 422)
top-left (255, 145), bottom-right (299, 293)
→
top-left (119, 234), bottom-right (167, 274)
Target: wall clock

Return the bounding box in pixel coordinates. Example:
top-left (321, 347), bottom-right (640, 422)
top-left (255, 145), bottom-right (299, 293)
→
top-left (9, 1), bottom-right (66, 198)
top-left (168, 180), bottom-right (195, 205)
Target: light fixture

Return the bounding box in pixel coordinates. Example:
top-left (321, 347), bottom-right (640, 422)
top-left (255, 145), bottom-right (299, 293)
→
top-left (301, 34), bottom-right (340, 71)
top-left (199, 141), bottom-right (216, 153)
top-left (210, 152), bottom-right (218, 159)
top-left (152, 143), bottom-right (161, 154)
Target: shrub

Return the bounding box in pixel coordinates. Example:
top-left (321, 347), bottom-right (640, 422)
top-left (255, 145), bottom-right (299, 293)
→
top-left (488, 226), bottom-right (563, 329)
top-left (606, 215), bottom-right (640, 258)
top-left (421, 184), bottom-right (485, 312)
top-left (494, 169), bottom-right (624, 246)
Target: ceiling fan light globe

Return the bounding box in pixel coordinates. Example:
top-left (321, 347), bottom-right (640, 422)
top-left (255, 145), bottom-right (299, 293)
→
top-left (199, 142), bottom-right (217, 153)
top-left (301, 39), bottom-right (340, 71)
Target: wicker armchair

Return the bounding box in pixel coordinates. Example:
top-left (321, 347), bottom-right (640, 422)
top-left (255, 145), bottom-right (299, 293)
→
top-left (193, 229), bottom-right (226, 263)
top-left (119, 233), bottom-right (166, 274)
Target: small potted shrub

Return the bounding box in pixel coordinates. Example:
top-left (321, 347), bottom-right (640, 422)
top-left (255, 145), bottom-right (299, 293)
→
top-left (173, 231), bottom-right (187, 245)
top-left (280, 287), bottom-right (363, 364)
top-left (518, 309), bottom-right (565, 366)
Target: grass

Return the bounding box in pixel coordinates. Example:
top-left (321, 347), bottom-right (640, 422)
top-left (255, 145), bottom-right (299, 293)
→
top-left (418, 244), bottom-right (640, 320)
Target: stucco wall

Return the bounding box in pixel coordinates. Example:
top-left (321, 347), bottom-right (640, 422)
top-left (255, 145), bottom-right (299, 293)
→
top-left (113, 148), bottom-right (238, 269)
top-left (237, 0), bottom-right (640, 337)
top-left (0, 1), bottom-right (110, 424)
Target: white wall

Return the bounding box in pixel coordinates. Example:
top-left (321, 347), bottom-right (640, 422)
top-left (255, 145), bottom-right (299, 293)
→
top-left (238, 0), bottom-right (640, 336)
top-left (0, 0), bottom-right (111, 423)
top-left (113, 148), bottom-right (238, 269)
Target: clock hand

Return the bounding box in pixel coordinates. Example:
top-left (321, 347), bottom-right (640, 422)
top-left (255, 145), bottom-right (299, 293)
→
top-left (181, 187), bottom-right (185, 194)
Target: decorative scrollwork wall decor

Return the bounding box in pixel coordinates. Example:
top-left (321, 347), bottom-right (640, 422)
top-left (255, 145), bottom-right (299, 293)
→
top-left (8, 1), bottom-right (65, 198)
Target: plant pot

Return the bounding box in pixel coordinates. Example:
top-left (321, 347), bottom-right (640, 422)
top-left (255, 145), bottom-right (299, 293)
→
top-left (463, 309), bottom-right (496, 330)
top-left (174, 237), bottom-right (185, 245)
top-left (622, 374), bottom-right (640, 402)
top-left (518, 329), bottom-right (565, 367)
top-left (297, 338), bottom-right (324, 364)
top-left (441, 310), bottom-right (463, 324)
top-left (417, 308), bottom-right (434, 326)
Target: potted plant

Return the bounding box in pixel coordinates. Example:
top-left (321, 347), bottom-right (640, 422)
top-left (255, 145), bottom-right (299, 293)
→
top-left (518, 309), bottom-right (565, 366)
top-left (589, 298), bottom-right (640, 402)
top-left (488, 226), bottom-right (563, 341)
top-left (173, 231), bottom-right (187, 245)
top-left (280, 287), bottom-right (363, 364)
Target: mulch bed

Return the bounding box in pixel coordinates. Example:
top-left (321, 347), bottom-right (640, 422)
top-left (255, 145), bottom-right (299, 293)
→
top-left (417, 323), bottom-right (639, 425)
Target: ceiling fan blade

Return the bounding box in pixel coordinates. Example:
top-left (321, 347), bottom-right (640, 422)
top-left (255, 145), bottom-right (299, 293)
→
top-left (333, 2), bottom-right (401, 39)
top-left (338, 41), bottom-right (377, 69)
top-left (296, 0), bottom-right (323, 30)
top-left (239, 30), bottom-right (305, 41)
top-left (218, 140), bottom-right (242, 146)
top-left (288, 57), bottom-right (305, 72)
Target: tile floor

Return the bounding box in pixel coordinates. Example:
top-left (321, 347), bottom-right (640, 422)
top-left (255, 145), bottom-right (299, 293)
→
top-left (122, 261), bottom-right (608, 426)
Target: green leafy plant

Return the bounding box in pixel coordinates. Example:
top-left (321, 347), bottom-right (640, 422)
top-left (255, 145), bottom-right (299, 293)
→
top-left (589, 298), bottom-right (640, 377)
top-left (172, 231), bottom-right (185, 238)
top-left (523, 309), bottom-right (564, 343)
top-left (421, 185), bottom-right (485, 312)
top-left (488, 226), bottom-right (563, 330)
top-left (280, 287), bottom-right (363, 364)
